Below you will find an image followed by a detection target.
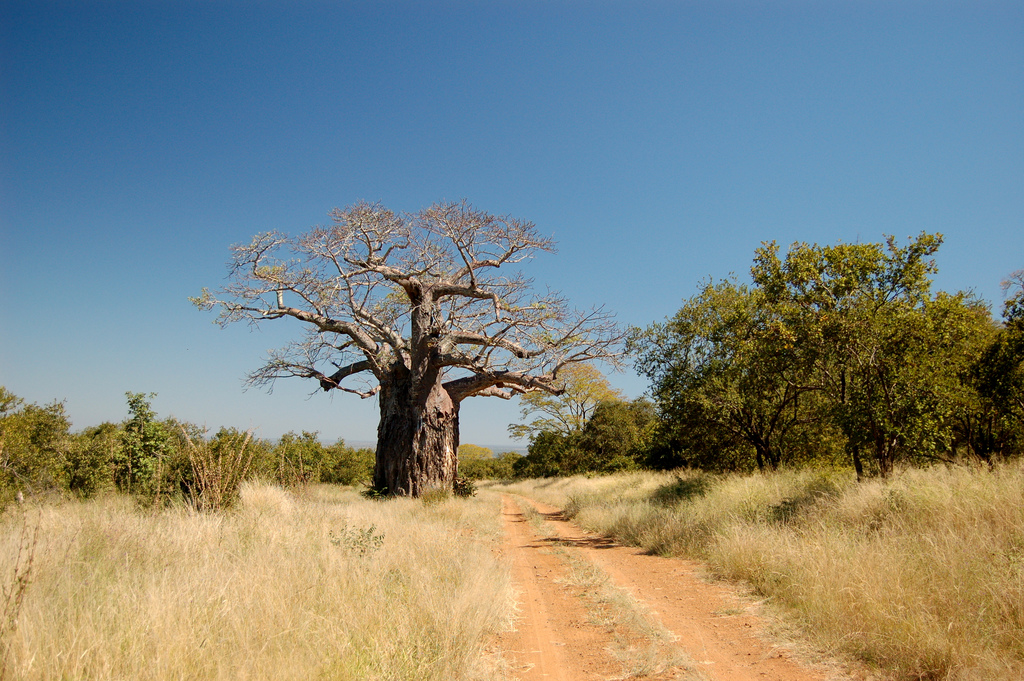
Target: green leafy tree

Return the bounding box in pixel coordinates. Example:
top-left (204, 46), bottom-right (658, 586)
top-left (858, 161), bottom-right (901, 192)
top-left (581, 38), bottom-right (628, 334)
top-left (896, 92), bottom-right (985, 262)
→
top-left (323, 441), bottom-right (375, 486)
top-left (508, 364), bottom-right (623, 440)
top-left (513, 430), bottom-right (584, 478)
top-left (272, 431), bottom-right (328, 486)
top-left (0, 389), bottom-right (73, 493)
top-left (576, 399), bottom-right (656, 472)
top-left (636, 232), bottom-right (991, 477)
top-left (0, 387), bottom-right (26, 492)
top-left (511, 398), bottom-right (654, 477)
top-left (457, 444), bottom-right (495, 480)
top-left (752, 233), bottom-right (986, 476)
top-left (115, 392), bottom-right (172, 496)
top-left (489, 451), bottom-right (521, 479)
top-left (630, 279), bottom-right (820, 472)
top-left (456, 444), bottom-right (520, 480)
top-left (970, 270), bottom-right (1024, 456)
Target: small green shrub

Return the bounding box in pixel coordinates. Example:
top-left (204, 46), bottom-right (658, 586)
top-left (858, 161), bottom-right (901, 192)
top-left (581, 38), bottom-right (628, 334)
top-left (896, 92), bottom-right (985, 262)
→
top-left (329, 523), bottom-right (384, 557)
top-left (453, 477), bottom-right (476, 497)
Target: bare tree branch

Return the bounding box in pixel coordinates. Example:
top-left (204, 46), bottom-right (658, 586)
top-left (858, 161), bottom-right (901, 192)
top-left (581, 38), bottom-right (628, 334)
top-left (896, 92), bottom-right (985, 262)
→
top-left (195, 200), bottom-right (625, 408)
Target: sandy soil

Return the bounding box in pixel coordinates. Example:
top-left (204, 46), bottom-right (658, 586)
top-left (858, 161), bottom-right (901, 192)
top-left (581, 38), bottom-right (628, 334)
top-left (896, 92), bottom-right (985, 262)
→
top-left (495, 494), bottom-right (853, 681)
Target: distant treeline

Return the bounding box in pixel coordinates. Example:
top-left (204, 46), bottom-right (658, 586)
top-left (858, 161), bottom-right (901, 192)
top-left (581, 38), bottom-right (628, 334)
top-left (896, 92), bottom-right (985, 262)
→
top-left (0, 389), bottom-right (374, 506)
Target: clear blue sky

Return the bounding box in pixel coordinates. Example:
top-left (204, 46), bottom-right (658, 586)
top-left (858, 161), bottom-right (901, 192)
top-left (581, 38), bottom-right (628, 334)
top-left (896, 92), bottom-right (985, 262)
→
top-left (2, 1), bottom-right (1021, 449)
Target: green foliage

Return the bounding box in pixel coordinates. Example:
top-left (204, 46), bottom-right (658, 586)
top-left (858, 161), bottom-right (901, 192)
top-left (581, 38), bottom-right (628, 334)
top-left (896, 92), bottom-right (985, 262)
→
top-left (508, 364), bottom-right (623, 440)
top-left (179, 427), bottom-right (256, 511)
top-left (115, 393), bottom-right (172, 497)
top-left (460, 449), bottom-right (520, 480)
top-left (0, 388), bottom-right (73, 495)
top-left (576, 399), bottom-right (655, 472)
top-left (970, 271), bottom-right (1024, 455)
top-left (456, 444), bottom-right (523, 481)
top-left (630, 279), bottom-right (823, 472)
top-left (66, 423), bottom-right (119, 497)
top-left (452, 477), bottom-right (477, 497)
top-left (329, 523), bottom-right (385, 557)
top-left (265, 431), bottom-right (324, 486)
top-left (513, 399), bottom-right (654, 477)
top-left (632, 233), bottom-right (1016, 477)
top-left (749, 233), bottom-right (960, 476)
top-left (491, 452), bottom-right (521, 479)
top-left (513, 430), bottom-right (583, 478)
top-left (457, 444), bottom-right (494, 480)
top-left (254, 432), bottom-right (373, 488)
top-left (0, 387), bottom-right (376, 503)
top-left (324, 443), bottom-right (375, 487)
top-left (457, 443), bottom-right (493, 461)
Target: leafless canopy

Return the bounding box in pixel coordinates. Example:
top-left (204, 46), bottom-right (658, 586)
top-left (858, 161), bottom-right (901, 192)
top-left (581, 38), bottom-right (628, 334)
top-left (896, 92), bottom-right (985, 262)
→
top-left (193, 201), bottom-right (624, 403)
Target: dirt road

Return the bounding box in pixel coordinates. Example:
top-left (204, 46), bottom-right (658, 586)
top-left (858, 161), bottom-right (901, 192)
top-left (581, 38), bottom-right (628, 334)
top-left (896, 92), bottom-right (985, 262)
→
top-left (495, 494), bottom-right (850, 681)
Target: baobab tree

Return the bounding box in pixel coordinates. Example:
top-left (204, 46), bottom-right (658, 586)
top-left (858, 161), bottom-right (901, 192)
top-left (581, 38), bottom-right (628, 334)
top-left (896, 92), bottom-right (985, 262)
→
top-left (192, 201), bottom-right (623, 496)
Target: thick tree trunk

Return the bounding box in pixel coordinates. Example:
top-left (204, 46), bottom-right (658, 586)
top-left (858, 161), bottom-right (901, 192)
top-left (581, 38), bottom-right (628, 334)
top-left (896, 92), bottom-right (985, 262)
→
top-left (374, 368), bottom-right (460, 497)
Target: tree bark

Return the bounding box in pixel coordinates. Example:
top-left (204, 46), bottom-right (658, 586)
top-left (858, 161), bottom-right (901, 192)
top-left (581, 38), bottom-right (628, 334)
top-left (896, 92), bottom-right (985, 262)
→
top-left (374, 368), bottom-right (460, 496)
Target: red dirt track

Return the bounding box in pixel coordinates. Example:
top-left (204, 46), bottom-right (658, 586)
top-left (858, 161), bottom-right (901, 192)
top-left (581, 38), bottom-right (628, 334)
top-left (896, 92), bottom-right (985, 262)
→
top-left (496, 494), bottom-right (852, 681)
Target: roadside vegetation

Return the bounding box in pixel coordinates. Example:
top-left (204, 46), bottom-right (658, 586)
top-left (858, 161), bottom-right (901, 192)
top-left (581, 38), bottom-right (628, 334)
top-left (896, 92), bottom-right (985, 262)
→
top-left (494, 462), bottom-right (1024, 680)
top-left (0, 389), bottom-right (375, 509)
top-left (0, 483), bottom-right (512, 680)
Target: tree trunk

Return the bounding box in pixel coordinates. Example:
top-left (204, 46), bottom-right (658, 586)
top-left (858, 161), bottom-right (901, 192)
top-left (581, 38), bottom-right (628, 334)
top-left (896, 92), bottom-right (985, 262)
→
top-left (374, 368), bottom-right (460, 497)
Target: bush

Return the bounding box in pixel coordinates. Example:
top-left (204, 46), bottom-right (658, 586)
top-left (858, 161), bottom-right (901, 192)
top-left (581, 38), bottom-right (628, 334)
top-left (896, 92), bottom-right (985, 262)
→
top-left (0, 390), bottom-right (73, 495)
top-left (324, 443), bottom-right (374, 486)
top-left (65, 423), bottom-right (119, 498)
top-left (114, 393), bottom-right (172, 498)
top-left (453, 477), bottom-right (476, 497)
top-left (179, 427), bottom-right (256, 511)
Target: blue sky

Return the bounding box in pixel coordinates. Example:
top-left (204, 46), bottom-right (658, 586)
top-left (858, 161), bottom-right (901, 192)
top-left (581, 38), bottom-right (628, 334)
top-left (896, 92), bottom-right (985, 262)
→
top-left (2, 1), bottom-right (1021, 449)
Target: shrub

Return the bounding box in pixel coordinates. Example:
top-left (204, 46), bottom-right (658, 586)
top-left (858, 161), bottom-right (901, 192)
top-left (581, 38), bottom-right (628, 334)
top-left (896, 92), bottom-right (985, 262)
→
top-left (65, 423), bottom-right (119, 498)
top-left (453, 477), bottom-right (476, 497)
top-left (179, 427), bottom-right (256, 511)
top-left (114, 393), bottom-right (171, 498)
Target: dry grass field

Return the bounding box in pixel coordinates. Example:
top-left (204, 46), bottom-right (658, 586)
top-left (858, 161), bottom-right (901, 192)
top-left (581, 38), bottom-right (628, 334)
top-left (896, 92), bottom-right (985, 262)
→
top-left (494, 462), bottom-right (1024, 680)
top-left (4, 463), bottom-right (1022, 681)
top-left (0, 483), bottom-right (513, 681)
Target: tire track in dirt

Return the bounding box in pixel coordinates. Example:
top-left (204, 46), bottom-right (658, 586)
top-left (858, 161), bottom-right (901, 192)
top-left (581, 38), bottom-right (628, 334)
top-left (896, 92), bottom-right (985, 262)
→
top-left (499, 494), bottom-right (852, 681)
top-left (495, 495), bottom-right (623, 681)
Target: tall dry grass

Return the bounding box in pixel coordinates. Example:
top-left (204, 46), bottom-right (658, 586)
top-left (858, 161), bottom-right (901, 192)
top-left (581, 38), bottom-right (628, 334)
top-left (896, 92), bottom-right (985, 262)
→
top-left (0, 483), bottom-right (513, 680)
top-left (494, 462), bottom-right (1024, 680)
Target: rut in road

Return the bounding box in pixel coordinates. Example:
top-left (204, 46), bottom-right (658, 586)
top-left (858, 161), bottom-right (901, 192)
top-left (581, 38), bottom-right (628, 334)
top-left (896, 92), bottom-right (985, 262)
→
top-left (496, 494), bottom-right (854, 681)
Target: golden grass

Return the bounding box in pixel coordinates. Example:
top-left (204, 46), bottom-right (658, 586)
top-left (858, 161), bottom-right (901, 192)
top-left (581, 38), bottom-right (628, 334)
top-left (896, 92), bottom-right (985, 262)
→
top-left (0, 483), bottom-right (513, 680)
top-left (494, 462), bottom-right (1024, 680)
